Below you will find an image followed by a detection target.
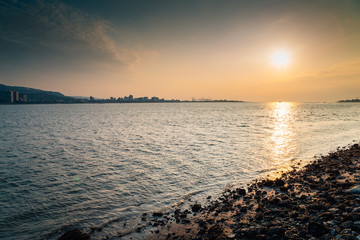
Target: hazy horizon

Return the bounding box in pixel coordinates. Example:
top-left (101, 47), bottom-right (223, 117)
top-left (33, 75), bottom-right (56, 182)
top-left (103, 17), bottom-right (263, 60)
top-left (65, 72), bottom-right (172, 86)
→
top-left (1, 0), bottom-right (360, 102)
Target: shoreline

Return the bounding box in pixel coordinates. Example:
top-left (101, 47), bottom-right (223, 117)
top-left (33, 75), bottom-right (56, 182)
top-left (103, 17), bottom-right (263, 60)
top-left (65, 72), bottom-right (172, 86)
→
top-left (59, 143), bottom-right (360, 239)
top-left (144, 143), bottom-right (360, 239)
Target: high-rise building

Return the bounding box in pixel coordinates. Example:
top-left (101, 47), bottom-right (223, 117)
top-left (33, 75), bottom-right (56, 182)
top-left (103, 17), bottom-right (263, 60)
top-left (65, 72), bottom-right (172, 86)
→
top-left (10, 91), bottom-right (14, 103)
top-left (14, 91), bottom-right (19, 102)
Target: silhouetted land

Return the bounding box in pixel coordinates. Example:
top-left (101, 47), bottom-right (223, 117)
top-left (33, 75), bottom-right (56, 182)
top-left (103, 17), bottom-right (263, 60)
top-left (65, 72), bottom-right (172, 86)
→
top-left (338, 99), bottom-right (360, 103)
top-left (0, 84), bottom-right (242, 104)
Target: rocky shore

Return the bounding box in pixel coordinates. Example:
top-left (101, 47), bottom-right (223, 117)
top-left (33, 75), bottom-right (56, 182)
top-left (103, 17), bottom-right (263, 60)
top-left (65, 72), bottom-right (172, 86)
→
top-left (59, 144), bottom-right (360, 240)
top-left (143, 144), bottom-right (360, 240)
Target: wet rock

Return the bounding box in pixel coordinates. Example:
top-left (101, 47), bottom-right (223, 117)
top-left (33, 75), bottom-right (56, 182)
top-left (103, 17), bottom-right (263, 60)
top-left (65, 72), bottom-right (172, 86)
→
top-left (241, 228), bottom-right (258, 238)
top-left (341, 221), bottom-right (355, 230)
top-left (206, 224), bottom-right (224, 239)
top-left (308, 221), bottom-right (329, 237)
top-left (90, 226), bottom-right (102, 232)
top-left (197, 219), bottom-right (207, 228)
top-left (255, 234), bottom-right (267, 240)
top-left (269, 197), bottom-right (281, 205)
top-left (268, 226), bottom-right (286, 236)
top-left (275, 178), bottom-right (285, 187)
top-left (240, 206), bottom-right (247, 212)
top-left (319, 212), bottom-right (334, 220)
top-left (58, 229), bottom-right (90, 240)
top-left (191, 203), bottom-right (202, 212)
top-left (348, 212), bottom-right (360, 221)
top-left (341, 234), bottom-right (357, 240)
top-left (309, 203), bottom-right (326, 211)
top-left (236, 188), bottom-right (246, 195)
top-left (181, 219), bottom-right (190, 224)
top-left (153, 212), bottom-right (163, 217)
top-left (262, 179), bottom-right (274, 187)
top-left (227, 233), bottom-right (236, 238)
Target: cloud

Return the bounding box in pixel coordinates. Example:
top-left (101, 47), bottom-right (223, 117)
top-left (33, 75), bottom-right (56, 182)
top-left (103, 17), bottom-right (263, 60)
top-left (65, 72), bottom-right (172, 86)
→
top-left (290, 59), bottom-right (360, 81)
top-left (0, 0), bottom-right (133, 64)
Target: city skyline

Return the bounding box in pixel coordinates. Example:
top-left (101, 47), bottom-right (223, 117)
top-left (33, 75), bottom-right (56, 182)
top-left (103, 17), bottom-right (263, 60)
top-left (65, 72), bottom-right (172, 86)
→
top-left (1, 0), bottom-right (360, 102)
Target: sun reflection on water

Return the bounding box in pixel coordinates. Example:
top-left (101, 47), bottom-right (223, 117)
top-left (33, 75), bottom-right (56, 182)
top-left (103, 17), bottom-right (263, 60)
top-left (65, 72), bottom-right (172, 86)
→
top-left (267, 102), bottom-right (297, 177)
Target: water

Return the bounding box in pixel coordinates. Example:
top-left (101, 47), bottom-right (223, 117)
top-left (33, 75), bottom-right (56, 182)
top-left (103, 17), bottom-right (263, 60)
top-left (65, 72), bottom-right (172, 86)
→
top-left (0, 102), bottom-right (359, 239)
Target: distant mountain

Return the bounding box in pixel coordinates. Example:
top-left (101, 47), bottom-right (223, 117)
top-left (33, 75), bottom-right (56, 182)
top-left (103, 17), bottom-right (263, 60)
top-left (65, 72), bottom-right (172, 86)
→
top-left (338, 99), bottom-right (360, 103)
top-left (0, 84), bottom-right (75, 103)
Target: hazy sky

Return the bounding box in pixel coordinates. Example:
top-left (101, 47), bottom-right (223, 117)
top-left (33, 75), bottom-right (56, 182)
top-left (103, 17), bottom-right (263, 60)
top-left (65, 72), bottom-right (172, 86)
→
top-left (1, 0), bottom-right (360, 102)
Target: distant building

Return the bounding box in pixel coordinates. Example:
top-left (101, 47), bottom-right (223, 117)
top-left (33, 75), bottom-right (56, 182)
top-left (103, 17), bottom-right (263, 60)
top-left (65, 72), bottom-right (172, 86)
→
top-left (1, 90), bottom-right (28, 103)
top-left (9, 90), bottom-right (19, 103)
top-left (14, 91), bottom-right (19, 102)
top-left (90, 96), bottom-right (94, 101)
top-left (20, 94), bottom-right (27, 102)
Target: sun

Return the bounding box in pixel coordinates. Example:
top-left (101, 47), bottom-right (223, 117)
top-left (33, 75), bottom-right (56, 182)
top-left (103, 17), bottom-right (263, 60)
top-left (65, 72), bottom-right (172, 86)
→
top-left (271, 50), bottom-right (290, 68)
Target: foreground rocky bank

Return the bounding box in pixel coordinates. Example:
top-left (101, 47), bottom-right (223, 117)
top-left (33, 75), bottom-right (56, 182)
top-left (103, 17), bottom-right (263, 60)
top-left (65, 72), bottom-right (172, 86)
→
top-left (59, 144), bottom-right (360, 240)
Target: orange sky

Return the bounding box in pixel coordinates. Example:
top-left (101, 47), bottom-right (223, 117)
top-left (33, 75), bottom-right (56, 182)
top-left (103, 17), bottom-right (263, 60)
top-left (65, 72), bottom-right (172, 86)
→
top-left (1, 0), bottom-right (360, 102)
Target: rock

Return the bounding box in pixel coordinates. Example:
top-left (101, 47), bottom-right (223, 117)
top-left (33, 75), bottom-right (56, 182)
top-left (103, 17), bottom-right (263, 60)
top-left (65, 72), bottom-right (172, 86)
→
top-left (341, 221), bottom-right (355, 230)
top-left (206, 224), bottom-right (224, 239)
top-left (240, 206), bottom-right (247, 212)
top-left (255, 234), bottom-right (267, 240)
top-left (268, 226), bottom-right (286, 236)
top-left (330, 228), bottom-right (339, 236)
top-left (308, 221), bottom-right (329, 237)
top-left (197, 219), bottom-right (207, 228)
top-left (153, 212), bottom-right (163, 217)
top-left (268, 234), bottom-right (281, 240)
top-left (236, 188), bottom-right (246, 195)
top-left (269, 197), bottom-right (281, 205)
top-left (319, 212), bottom-right (334, 220)
top-left (348, 212), bottom-right (360, 221)
top-left (227, 233), bottom-right (236, 238)
top-left (352, 207), bottom-right (360, 213)
top-left (192, 203), bottom-right (202, 212)
top-left (341, 234), bottom-right (357, 240)
top-left (58, 229), bottom-right (90, 240)
top-left (262, 179), bottom-right (274, 187)
top-left (242, 228), bottom-right (258, 238)
top-left (275, 178), bottom-right (285, 186)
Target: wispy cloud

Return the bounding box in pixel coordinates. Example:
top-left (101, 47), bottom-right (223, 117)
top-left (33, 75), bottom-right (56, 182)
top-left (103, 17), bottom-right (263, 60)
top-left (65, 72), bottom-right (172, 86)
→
top-left (290, 59), bottom-right (360, 81)
top-left (0, 0), bottom-right (134, 64)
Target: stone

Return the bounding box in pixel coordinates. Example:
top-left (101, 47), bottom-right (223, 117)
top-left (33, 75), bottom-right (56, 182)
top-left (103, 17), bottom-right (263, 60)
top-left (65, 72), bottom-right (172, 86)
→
top-left (192, 203), bottom-right (202, 212)
top-left (153, 212), bottom-right (163, 217)
top-left (308, 221), bottom-right (329, 237)
top-left (236, 188), bottom-right (246, 195)
top-left (348, 213), bottom-right (360, 221)
top-left (58, 229), bottom-right (90, 240)
top-left (268, 226), bottom-right (286, 236)
top-left (275, 178), bottom-right (285, 187)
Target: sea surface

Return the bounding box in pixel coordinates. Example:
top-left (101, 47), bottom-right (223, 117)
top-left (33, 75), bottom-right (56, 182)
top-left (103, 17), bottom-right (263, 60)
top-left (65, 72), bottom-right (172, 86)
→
top-left (0, 102), bottom-right (359, 239)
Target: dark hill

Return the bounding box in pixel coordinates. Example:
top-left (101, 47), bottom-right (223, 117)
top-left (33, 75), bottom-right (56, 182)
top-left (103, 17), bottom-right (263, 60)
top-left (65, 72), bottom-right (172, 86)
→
top-left (0, 84), bottom-right (75, 103)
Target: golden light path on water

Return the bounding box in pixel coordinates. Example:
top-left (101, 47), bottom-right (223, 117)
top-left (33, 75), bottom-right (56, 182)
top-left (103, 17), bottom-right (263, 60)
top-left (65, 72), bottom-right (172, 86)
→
top-left (267, 102), bottom-right (297, 179)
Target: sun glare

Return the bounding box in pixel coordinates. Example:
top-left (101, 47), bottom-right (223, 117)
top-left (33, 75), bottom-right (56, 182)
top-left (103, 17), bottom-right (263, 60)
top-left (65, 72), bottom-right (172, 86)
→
top-left (272, 50), bottom-right (290, 68)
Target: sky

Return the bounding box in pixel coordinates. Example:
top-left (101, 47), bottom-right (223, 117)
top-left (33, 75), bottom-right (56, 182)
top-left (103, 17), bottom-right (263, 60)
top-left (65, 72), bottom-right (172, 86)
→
top-left (1, 0), bottom-right (360, 102)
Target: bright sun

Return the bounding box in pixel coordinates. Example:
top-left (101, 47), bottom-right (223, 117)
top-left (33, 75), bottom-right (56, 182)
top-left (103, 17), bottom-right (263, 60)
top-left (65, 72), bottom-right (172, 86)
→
top-left (272, 50), bottom-right (290, 68)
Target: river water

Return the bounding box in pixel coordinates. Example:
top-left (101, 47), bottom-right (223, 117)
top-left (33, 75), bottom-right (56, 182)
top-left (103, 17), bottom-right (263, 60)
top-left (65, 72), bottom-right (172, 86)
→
top-left (0, 102), bottom-right (359, 239)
